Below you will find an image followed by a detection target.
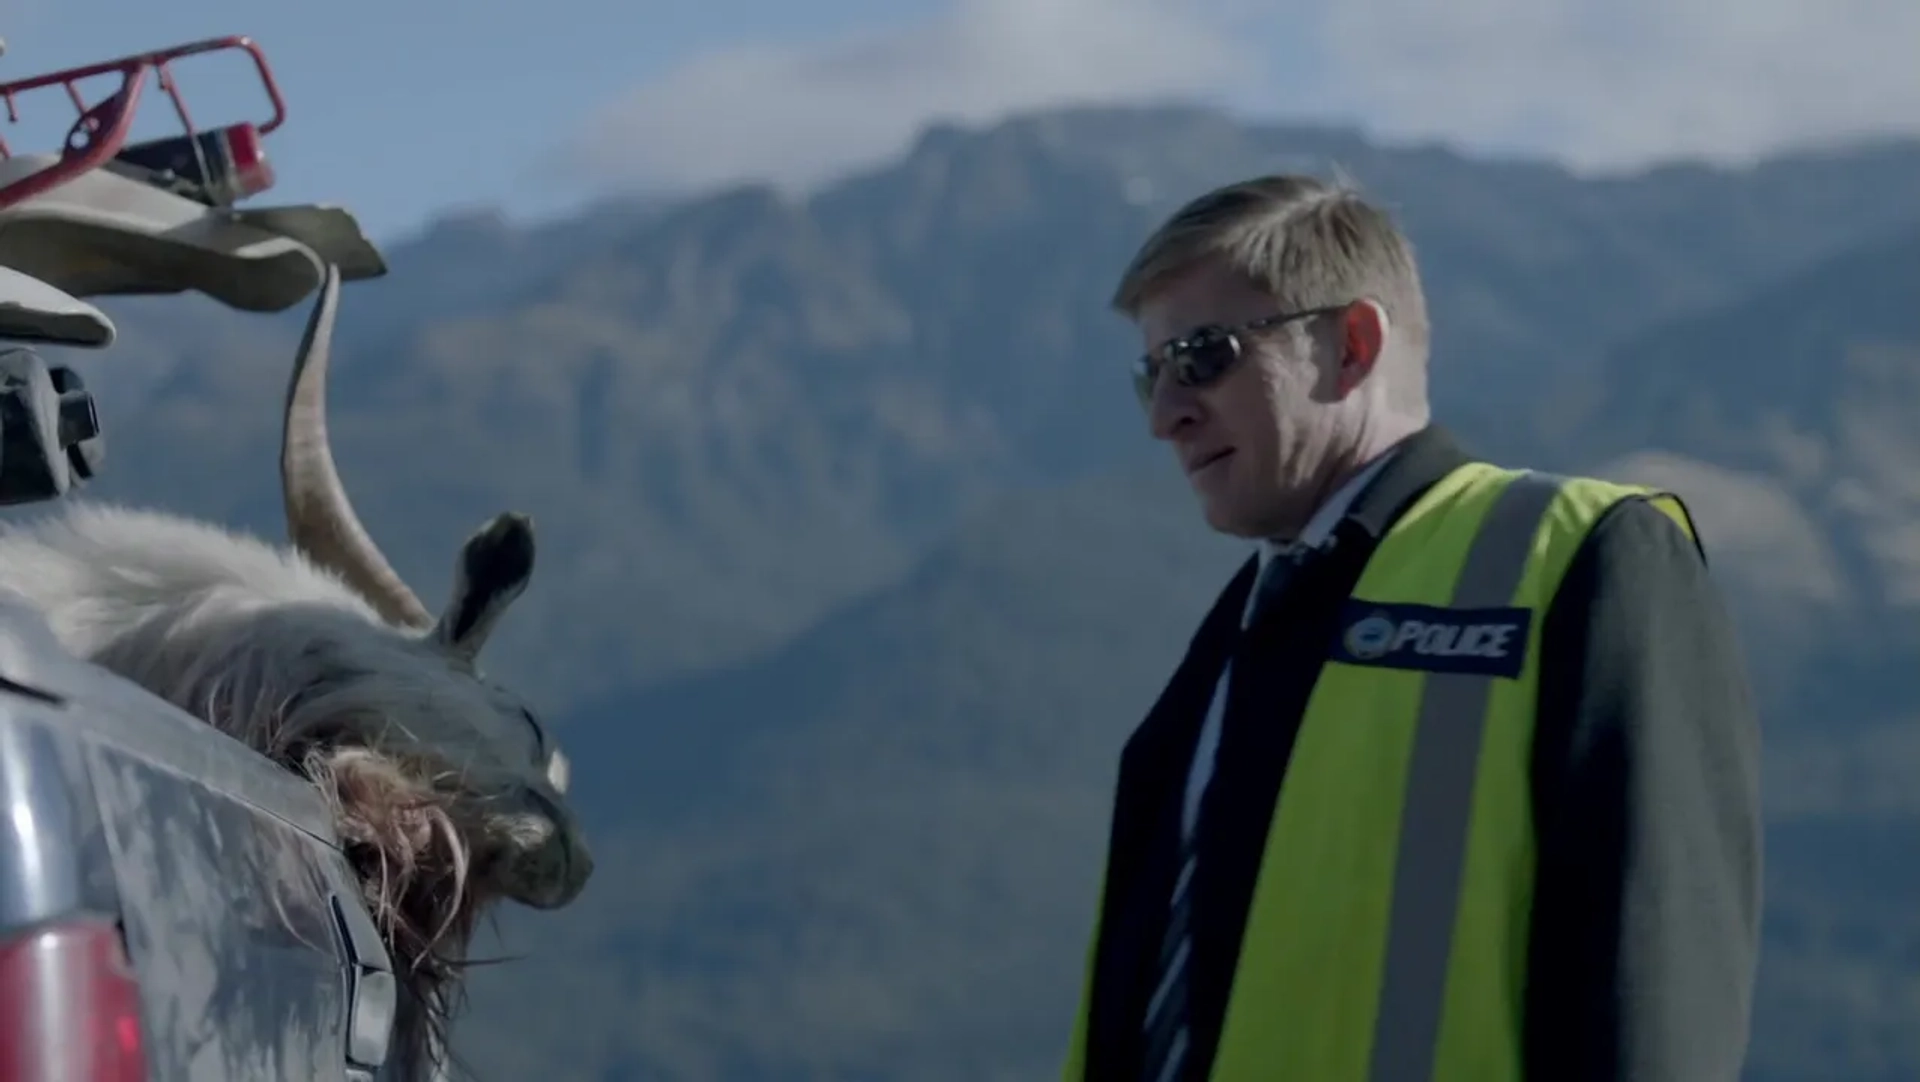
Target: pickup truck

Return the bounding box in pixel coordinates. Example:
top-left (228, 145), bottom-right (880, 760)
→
top-left (0, 36), bottom-right (431, 1082)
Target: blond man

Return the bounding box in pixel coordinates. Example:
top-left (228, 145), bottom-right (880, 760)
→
top-left (1061, 175), bottom-right (1762, 1082)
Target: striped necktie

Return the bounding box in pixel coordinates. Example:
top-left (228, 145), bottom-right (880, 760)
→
top-left (1139, 552), bottom-right (1298, 1082)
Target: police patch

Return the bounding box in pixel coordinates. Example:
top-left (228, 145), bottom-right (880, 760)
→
top-left (1330, 601), bottom-right (1532, 678)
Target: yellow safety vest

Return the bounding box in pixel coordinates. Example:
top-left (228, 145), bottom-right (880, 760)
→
top-left (1061, 462), bottom-right (1698, 1081)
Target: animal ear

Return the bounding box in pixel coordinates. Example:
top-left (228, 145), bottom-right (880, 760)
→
top-left (432, 512), bottom-right (535, 659)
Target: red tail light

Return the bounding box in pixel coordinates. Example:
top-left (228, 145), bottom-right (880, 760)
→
top-left (0, 918), bottom-right (147, 1082)
top-left (217, 122), bottom-right (276, 201)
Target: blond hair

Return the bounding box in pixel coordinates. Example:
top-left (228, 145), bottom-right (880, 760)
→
top-left (1112, 174), bottom-right (1432, 413)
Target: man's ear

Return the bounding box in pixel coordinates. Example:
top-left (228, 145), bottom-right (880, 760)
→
top-left (1334, 299), bottom-right (1390, 397)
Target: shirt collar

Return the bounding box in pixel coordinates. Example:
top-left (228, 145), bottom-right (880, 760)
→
top-left (1256, 447), bottom-right (1400, 569)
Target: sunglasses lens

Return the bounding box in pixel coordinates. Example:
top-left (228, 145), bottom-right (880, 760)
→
top-left (1180, 329), bottom-right (1239, 385)
top-left (1132, 329), bottom-right (1242, 404)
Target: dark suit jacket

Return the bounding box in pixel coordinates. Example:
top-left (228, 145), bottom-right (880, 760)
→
top-left (1080, 425), bottom-right (1763, 1081)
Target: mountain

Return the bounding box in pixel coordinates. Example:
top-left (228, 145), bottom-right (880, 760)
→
top-left (25, 105), bottom-right (1920, 1080)
top-left (458, 235), bottom-right (1920, 1081)
top-left (1555, 228), bottom-right (1920, 718)
top-left (51, 107), bottom-right (1920, 710)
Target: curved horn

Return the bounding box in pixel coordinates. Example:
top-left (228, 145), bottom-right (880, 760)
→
top-left (281, 263), bottom-right (434, 628)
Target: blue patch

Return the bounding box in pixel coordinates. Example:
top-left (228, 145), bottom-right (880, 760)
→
top-left (1330, 601), bottom-right (1532, 679)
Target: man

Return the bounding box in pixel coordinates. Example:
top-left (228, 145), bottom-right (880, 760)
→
top-left (1060, 175), bottom-right (1763, 1081)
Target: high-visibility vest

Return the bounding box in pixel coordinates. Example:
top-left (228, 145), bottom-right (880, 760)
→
top-left (1061, 462), bottom-right (1698, 1081)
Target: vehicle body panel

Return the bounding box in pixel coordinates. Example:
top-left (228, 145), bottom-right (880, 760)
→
top-left (0, 596), bottom-right (394, 1080)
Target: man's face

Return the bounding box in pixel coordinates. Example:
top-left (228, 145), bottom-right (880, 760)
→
top-left (1134, 259), bottom-right (1348, 539)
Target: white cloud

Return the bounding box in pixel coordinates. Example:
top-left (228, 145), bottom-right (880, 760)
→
top-left (1321, 0), bottom-right (1920, 172)
top-left (562, 0), bottom-right (1262, 192)
top-left (568, 0), bottom-right (1920, 193)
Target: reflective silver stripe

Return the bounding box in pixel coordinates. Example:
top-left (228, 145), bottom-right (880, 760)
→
top-left (1369, 471), bottom-right (1564, 1082)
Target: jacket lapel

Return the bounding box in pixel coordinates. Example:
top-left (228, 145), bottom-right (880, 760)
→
top-left (1085, 554), bottom-right (1258, 1077)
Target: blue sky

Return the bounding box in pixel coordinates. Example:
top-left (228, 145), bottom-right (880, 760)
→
top-left (2, 0), bottom-right (947, 239)
top-left (6, 0), bottom-right (1913, 245)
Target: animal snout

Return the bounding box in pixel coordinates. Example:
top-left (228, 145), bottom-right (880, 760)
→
top-left (512, 786), bottom-right (592, 909)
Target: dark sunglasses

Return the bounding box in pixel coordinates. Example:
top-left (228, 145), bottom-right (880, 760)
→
top-left (1130, 305), bottom-right (1345, 405)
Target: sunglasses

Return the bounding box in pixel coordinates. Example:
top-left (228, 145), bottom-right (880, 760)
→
top-left (1130, 305), bottom-right (1345, 405)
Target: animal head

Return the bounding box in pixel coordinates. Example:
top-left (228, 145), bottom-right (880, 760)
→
top-left (274, 264), bottom-right (591, 913)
